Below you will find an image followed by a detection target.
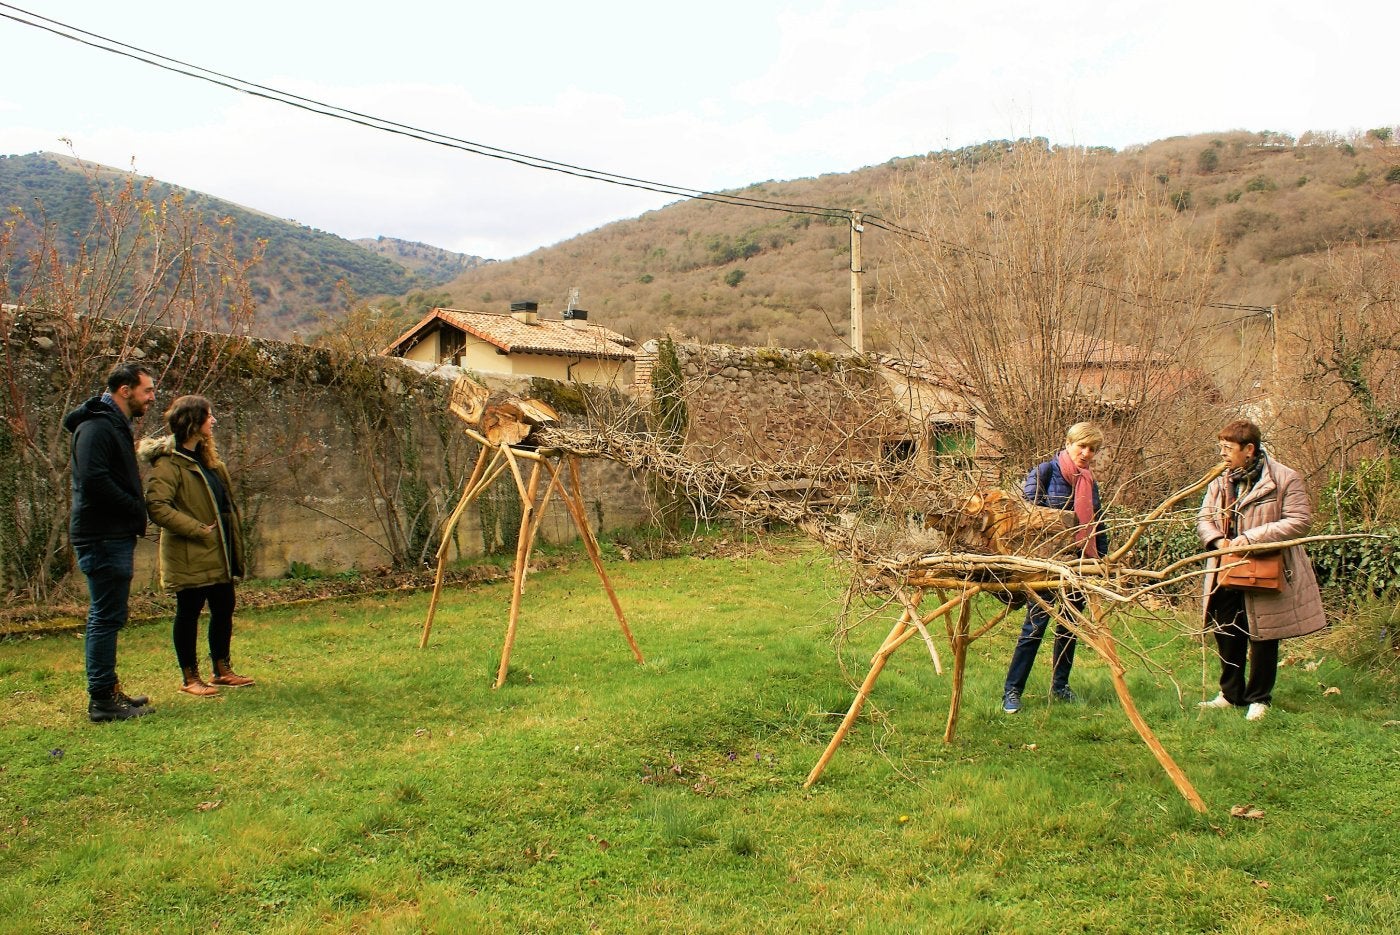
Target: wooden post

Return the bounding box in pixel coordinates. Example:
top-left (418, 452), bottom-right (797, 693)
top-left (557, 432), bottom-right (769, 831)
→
top-left (805, 590), bottom-right (974, 788)
top-left (943, 594), bottom-right (975, 743)
top-left (494, 460), bottom-right (542, 688)
top-left (1027, 592), bottom-right (1207, 813)
top-left (561, 457), bottom-right (644, 664)
top-left (421, 448), bottom-right (495, 648)
top-left (849, 211), bottom-right (864, 354)
top-left (803, 614), bottom-right (908, 790)
top-left (516, 463), bottom-right (565, 593)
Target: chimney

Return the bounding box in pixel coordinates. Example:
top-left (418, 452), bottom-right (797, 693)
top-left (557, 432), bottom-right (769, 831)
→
top-left (509, 300), bottom-right (538, 325)
top-left (562, 307), bottom-right (590, 328)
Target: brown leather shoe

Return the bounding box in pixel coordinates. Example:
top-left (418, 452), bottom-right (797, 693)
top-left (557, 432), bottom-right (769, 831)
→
top-left (180, 666), bottom-right (220, 697)
top-left (211, 659), bottom-right (255, 687)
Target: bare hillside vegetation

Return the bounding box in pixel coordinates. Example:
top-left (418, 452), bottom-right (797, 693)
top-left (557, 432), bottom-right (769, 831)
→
top-left (424, 131), bottom-right (1399, 351)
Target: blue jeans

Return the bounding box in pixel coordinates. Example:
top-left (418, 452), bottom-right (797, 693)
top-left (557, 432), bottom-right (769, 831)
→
top-left (1003, 595), bottom-right (1081, 696)
top-left (75, 538), bottom-right (135, 696)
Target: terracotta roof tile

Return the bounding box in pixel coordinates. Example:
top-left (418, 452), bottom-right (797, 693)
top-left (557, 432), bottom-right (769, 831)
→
top-left (386, 307), bottom-right (635, 361)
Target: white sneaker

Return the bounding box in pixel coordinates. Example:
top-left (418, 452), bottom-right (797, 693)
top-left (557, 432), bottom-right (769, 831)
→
top-left (1245, 703), bottom-right (1269, 721)
top-left (1197, 693), bottom-right (1233, 710)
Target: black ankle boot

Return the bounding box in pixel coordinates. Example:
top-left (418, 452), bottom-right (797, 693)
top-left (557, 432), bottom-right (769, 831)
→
top-left (88, 686), bottom-right (154, 722)
top-left (113, 681), bottom-right (149, 708)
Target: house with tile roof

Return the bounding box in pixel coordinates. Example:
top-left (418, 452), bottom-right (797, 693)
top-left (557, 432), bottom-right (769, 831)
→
top-left (1005, 331), bottom-right (1219, 410)
top-left (381, 304), bottom-right (636, 386)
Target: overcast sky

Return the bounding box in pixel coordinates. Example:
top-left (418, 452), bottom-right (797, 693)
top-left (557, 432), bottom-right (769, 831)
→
top-left (3, 0), bottom-right (1395, 259)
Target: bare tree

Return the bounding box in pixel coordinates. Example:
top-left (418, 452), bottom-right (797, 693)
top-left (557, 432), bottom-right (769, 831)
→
top-left (1275, 242), bottom-right (1400, 525)
top-left (0, 159), bottom-right (262, 598)
top-left (879, 140), bottom-right (1257, 505)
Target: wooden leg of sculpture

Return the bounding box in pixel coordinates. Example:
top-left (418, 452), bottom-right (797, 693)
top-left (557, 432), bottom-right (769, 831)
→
top-left (803, 615), bottom-right (910, 791)
top-left (804, 591), bottom-right (972, 789)
top-left (892, 588), bottom-right (942, 674)
top-left (420, 447), bottom-right (494, 648)
top-left (515, 460), bottom-right (565, 594)
top-left (494, 456), bottom-right (542, 689)
top-left (1027, 592), bottom-right (1207, 813)
top-left (943, 589), bottom-right (977, 744)
top-left (939, 597), bottom-right (1014, 745)
top-left (558, 456), bottom-right (643, 664)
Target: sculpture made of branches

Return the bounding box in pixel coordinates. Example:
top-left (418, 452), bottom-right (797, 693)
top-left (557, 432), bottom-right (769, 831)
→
top-left (421, 375), bottom-right (1370, 812)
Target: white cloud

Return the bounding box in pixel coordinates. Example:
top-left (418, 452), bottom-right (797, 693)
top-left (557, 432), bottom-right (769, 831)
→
top-left (3, 0), bottom-right (1397, 258)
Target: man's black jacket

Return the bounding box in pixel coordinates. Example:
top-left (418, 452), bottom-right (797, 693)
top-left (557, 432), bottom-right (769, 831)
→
top-left (63, 395), bottom-right (147, 543)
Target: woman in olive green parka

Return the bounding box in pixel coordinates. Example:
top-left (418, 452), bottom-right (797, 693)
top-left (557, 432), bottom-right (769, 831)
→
top-left (141, 395), bottom-right (255, 696)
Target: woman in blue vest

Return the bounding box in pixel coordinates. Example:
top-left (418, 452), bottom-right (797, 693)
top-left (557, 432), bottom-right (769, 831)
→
top-left (1001, 421), bottom-right (1109, 714)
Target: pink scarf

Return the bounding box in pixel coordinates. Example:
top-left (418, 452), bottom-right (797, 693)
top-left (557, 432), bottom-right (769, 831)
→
top-left (1056, 450), bottom-right (1099, 558)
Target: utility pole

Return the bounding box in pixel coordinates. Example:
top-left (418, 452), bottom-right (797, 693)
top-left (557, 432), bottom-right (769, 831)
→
top-left (850, 211), bottom-right (864, 353)
top-left (1269, 304), bottom-right (1280, 422)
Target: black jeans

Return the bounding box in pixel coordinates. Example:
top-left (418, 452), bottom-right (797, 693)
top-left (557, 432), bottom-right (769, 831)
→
top-left (173, 582), bottom-right (236, 669)
top-left (1207, 587), bottom-right (1279, 706)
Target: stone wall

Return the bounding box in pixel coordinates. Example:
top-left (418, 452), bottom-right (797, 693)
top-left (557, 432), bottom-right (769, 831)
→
top-left (1, 309), bottom-right (649, 595)
top-left (5, 312), bottom-right (944, 598)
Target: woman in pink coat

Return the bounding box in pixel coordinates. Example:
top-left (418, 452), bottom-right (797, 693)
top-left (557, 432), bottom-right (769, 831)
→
top-left (1197, 419), bottom-right (1325, 721)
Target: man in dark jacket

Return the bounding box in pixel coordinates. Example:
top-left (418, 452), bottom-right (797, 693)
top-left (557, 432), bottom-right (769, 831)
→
top-left (64, 362), bottom-right (157, 722)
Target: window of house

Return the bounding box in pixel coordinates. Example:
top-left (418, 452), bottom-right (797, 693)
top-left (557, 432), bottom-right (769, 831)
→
top-left (439, 328), bottom-right (466, 365)
top-left (881, 438), bottom-right (917, 464)
top-left (930, 420), bottom-right (976, 463)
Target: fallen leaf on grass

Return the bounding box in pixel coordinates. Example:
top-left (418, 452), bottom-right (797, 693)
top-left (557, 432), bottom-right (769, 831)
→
top-left (1253, 879), bottom-right (1271, 889)
top-left (1322, 686), bottom-right (1341, 697)
top-left (196, 801), bottom-right (222, 812)
top-left (1230, 805), bottom-right (1265, 820)
top-left (1304, 657), bottom-right (1326, 672)
top-left (1022, 743), bottom-right (1038, 751)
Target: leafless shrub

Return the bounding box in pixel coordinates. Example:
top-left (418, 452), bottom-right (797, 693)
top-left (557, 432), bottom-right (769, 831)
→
top-left (1281, 242), bottom-right (1400, 499)
top-left (0, 158), bottom-right (261, 598)
top-left (878, 141), bottom-right (1255, 506)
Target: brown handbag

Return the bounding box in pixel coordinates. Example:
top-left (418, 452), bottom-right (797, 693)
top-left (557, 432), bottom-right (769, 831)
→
top-left (1218, 551), bottom-right (1283, 592)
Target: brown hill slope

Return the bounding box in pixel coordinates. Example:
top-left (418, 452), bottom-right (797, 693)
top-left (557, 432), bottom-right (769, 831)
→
top-left (420, 131), bottom-right (1399, 350)
top-left (0, 152), bottom-right (482, 339)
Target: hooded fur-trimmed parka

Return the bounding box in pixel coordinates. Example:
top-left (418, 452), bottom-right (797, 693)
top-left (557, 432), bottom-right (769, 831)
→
top-left (140, 436), bottom-right (245, 592)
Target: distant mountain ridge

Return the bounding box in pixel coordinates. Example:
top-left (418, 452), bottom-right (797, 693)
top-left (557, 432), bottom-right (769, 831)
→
top-left (0, 152), bottom-right (483, 339)
top-left (355, 236), bottom-right (492, 283)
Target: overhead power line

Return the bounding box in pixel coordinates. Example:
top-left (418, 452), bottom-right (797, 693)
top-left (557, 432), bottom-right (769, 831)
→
top-left (0, 1), bottom-right (1273, 317)
top-left (0, 3), bottom-right (853, 221)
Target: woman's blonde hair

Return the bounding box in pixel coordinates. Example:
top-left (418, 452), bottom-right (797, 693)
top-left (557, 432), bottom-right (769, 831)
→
top-left (1064, 421), bottom-right (1106, 449)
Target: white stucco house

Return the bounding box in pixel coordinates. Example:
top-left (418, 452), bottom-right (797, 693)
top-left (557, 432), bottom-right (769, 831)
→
top-left (381, 304), bottom-right (636, 387)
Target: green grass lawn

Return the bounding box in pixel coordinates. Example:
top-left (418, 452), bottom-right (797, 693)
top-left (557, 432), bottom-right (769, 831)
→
top-left (2, 544), bottom-right (1397, 933)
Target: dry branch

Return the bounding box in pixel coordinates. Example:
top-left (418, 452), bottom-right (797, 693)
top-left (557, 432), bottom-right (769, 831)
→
top-left (429, 374), bottom-right (1376, 812)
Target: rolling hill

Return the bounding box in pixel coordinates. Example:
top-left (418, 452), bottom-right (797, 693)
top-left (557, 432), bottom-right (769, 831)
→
top-left (413, 130), bottom-right (1400, 351)
top-left (5, 130), bottom-right (1396, 351)
top-left (0, 152), bottom-right (484, 338)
